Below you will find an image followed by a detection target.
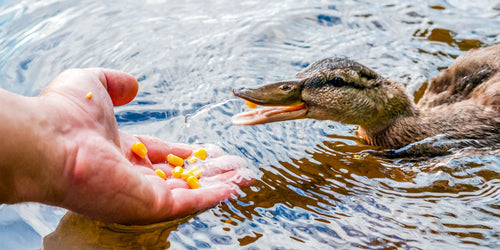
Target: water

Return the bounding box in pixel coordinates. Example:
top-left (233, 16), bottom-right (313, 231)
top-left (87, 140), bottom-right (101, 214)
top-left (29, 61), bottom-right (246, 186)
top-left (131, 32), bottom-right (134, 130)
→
top-left (0, 0), bottom-right (499, 249)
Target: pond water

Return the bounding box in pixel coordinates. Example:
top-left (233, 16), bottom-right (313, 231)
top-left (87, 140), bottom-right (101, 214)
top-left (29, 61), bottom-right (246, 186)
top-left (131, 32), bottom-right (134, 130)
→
top-left (0, 0), bottom-right (499, 249)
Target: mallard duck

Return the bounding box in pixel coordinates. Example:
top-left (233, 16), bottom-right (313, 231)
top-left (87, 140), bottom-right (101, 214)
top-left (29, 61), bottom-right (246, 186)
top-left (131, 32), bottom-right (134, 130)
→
top-left (232, 44), bottom-right (500, 156)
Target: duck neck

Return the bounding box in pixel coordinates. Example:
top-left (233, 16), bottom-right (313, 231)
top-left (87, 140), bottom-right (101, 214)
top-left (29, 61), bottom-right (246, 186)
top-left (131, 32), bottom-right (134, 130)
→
top-left (358, 104), bottom-right (422, 148)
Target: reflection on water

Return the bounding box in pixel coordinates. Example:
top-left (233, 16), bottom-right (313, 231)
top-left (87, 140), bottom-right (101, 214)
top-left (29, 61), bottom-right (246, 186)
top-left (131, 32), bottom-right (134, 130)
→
top-left (0, 0), bottom-right (499, 249)
top-left (44, 212), bottom-right (186, 249)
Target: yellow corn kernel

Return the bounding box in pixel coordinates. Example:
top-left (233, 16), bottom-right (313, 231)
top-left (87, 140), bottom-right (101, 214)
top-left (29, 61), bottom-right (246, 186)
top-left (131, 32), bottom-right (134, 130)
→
top-left (245, 100), bottom-right (257, 109)
top-left (155, 169), bottom-right (167, 180)
top-left (194, 148), bottom-right (207, 160)
top-left (191, 166), bottom-right (202, 178)
top-left (187, 156), bottom-right (198, 164)
top-left (131, 142), bottom-right (148, 159)
top-left (167, 154), bottom-right (184, 167)
top-left (86, 92), bottom-right (93, 99)
top-left (171, 166), bottom-right (183, 178)
top-left (186, 175), bottom-right (201, 189)
top-left (181, 170), bottom-right (194, 180)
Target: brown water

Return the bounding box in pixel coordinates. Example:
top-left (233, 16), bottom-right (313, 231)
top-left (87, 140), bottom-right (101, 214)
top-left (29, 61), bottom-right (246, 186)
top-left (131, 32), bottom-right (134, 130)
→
top-left (0, 0), bottom-right (498, 249)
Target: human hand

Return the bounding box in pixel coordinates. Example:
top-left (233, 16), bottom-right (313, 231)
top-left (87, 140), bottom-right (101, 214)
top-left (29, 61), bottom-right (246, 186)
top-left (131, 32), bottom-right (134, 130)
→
top-left (6, 68), bottom-right (252, 225)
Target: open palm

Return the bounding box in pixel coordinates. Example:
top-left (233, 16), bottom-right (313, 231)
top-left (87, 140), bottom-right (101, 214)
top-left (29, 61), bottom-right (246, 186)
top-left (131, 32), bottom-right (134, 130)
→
top-left (37, 68), bottom-right (251, 225)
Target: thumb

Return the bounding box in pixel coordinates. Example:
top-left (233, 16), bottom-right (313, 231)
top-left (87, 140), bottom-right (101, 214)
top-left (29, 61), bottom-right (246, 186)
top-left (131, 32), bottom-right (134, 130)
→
top-left (44, 68), bottom-right (139, 107)
top-left (97, 68), bottom-right (139, 106)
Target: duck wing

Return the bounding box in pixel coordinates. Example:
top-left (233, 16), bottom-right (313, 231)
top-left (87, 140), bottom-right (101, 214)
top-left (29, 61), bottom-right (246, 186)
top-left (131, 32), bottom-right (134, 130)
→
top-left (418, 44), bottom-right (500, 110)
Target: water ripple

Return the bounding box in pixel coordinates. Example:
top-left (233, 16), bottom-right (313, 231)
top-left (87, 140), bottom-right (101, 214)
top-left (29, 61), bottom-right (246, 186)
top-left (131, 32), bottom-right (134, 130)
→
top-left (0, 0), bottom-right (499, 249)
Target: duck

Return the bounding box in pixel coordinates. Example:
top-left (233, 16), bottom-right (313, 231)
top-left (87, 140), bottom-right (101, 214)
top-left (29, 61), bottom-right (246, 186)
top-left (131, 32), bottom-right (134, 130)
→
top-left (232, 44), bottom-right (500, 156)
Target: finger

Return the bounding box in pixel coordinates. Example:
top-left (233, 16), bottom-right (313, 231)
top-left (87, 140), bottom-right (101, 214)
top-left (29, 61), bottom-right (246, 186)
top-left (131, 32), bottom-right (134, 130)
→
top-left (143, 170), bottom-right (190, 189)
top-left (119, 131), bottom-right (153, 168)
top-left (149, 162), bottom-right (254, 189)
top-left (43, 68), bottom-right (138, 107)
top-left (198, 143), bottom-right (227, 158)
top-left (149, 163), bottom-right (175, 179)
top-left (98, 68), bottom-right (139, 106)
top-left (136, 135), bottom-right (194, 163)
top-left (135, 137), bottom-right (229, 165)
top-left (165, 177), bottom-right (190, 189)
top-left (196, 155), bottom-right (249, 177)
top-left (200, 169), bottom-right (255, 187)
top-left (166, 183), bottom-right (239, 219)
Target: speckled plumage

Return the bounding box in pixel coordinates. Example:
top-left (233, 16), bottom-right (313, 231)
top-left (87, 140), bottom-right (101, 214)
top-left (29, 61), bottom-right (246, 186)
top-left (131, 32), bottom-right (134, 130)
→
top-left (361, 44), bottom-right (500, 150)
top-left (233, 44), bottom-right (500, 156)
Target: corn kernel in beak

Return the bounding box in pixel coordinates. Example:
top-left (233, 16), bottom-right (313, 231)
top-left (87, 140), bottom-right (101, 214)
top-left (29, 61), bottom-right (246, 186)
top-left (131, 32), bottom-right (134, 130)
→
top-left (245, 100), bottom-right (257, 109)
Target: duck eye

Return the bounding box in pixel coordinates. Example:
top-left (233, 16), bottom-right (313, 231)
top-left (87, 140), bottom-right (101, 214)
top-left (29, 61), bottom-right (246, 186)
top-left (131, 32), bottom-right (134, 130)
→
top-left (331, 77), bottom-right (344, 85)
top-left (279, 84), bottom-right (292, 91)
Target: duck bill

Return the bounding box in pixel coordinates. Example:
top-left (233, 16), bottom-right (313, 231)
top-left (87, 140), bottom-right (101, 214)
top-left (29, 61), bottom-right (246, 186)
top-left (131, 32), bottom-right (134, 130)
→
top-left (231, 80), bottom-right (307, 125)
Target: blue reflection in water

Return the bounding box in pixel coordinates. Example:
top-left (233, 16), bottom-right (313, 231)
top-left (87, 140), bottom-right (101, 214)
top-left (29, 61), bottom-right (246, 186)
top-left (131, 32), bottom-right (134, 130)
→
top-left (0, 0), bottom-right (499, 249)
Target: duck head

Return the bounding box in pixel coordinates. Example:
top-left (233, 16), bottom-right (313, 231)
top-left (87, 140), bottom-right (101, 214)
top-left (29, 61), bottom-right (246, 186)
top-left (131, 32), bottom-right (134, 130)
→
top-left (232, 58), bottom-right (416, 134)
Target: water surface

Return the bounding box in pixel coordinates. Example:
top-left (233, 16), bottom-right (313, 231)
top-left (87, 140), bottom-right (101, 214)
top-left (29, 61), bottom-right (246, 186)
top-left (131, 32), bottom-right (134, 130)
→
top-left (0, 0), bottom-right (499, 249)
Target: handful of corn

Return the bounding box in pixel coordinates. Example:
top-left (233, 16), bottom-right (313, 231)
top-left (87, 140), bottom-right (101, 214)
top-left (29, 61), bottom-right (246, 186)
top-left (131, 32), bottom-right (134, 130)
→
top-left (166, 148), bottom-right (207, 189)
top-left (131, 142), bottom-right (208, 189)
